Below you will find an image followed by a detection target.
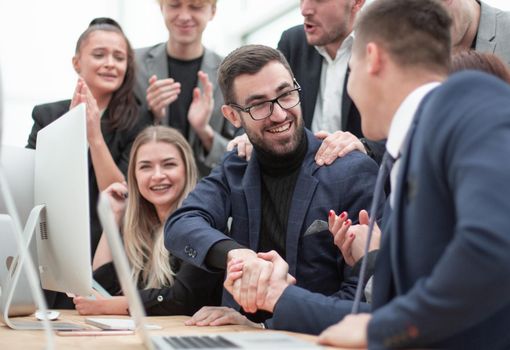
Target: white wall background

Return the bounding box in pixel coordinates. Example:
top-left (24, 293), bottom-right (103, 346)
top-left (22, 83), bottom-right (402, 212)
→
top-left (1, 0), bottom-right (509, 147)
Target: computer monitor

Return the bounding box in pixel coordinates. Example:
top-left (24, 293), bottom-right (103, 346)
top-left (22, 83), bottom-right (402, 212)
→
top-left (0, 65), bottom-right (3, 145)
top-left (0, 146), bottom-right (35, 225)
top-left (0, 146), bottom-right (37, 318)
top-left (0, 214), bottom-right (36, 317)
top-left (34, 103), bottom-right (93, 296)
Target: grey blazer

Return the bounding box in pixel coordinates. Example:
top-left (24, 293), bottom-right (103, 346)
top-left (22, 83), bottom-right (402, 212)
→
top-left (134, 43), bottom-right (235, 176)
top-left (476, 1), bottom-right (510, 65)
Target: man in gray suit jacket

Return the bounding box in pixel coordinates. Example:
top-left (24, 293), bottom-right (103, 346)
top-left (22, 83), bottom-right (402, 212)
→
top-left (134, 0), bottom-right (235, 177)
top-left (444, 0), bottom-right (510, 64)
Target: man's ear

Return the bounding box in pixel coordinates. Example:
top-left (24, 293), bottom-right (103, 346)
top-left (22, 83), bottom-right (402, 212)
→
top-left (366, 42), bottom-right (382, 75)
top-left (221, 105), bottom-right (242, 128)
top-left (72, 55), bottom-right (80, 74)
top-left (353, 0), bottom-right (365, 13)
top-left (210, 4), bottom-right (216, 19)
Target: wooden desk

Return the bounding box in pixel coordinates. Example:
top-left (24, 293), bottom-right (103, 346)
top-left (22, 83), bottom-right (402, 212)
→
top-left (0, 310), bottom-right (347, 349)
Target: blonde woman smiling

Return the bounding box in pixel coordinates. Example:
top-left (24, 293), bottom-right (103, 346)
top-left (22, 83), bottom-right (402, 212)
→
top-left (74, 126), bottom-right (222, 315)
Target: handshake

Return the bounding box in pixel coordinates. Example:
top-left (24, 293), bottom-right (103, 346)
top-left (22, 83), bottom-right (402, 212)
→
top-left (223, 209), bottom-right (380, 314)
top-left (224, 249), bottom-right (296, 314)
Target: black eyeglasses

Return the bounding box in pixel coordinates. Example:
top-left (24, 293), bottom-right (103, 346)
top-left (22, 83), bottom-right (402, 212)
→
top-left (229, 81), bottom-right (302, 121)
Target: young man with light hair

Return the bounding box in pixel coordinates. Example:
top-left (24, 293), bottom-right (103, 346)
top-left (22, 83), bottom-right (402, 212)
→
top-left (135, 0), bottom-right (235, 177)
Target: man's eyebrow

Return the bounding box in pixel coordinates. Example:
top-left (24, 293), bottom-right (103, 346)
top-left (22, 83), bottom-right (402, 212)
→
top-left (244, 81), bottom-right (293, 105)
top-left (244, 93), bottom-right (267, 106)
top-left (275, 81), bottom-right (292, 93)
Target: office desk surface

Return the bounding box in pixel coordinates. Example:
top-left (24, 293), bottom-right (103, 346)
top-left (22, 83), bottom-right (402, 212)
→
top-left (0, 310), bottom-right (348, 349)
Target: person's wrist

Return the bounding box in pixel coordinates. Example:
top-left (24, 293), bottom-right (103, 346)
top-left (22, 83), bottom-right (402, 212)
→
top-left (228, 248), bottom-right (256, 263)
top-left (88, 133), bottom-right (105, 147)
top-left (264, 280), bottom-right (289, 312)
top-left (194, 123), bottom-right (213, 140)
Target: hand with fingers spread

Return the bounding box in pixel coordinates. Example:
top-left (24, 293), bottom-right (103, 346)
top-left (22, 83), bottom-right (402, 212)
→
top-left (329, 209), bottom-right (381, 266)
top-left (184, 306), bottom-right (263, 328)
top-left (103, 181), bottom-right (128, 226)
top-left (314, 130), bottom-right (366, 166)
top-left (188, 71), bottom-right (215, 151)
top-left (227, 133), bottom-right (253, 161)
top-left (318, 313), bottom-right (371, 348)
top-left (225, 249), bottom-right (274, 314)
top-left (146, 74), bottom-right (181, 122)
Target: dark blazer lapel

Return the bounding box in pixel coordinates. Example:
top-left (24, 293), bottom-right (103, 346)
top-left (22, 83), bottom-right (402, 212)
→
top-left (285, 133), bottom-right (319, 276)
top-left (389, 101), bottom-right (425, 294)
top-left (303, 50), bottom-right (322, 129)
top-left (285, 167), bottom-right (318, 276)
top-left (341, 67), bottom-right (353, 131)
top-left (390, 143), bottom-right (411, 295)
top-left (241, 155), bottom-right (262, 251)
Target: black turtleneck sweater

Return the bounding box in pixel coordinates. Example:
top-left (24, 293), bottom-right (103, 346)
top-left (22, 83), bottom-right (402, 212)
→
top-left (205, 130), bottom-right (308, 269)
top-left (257, 132), bottom-right (308, 259)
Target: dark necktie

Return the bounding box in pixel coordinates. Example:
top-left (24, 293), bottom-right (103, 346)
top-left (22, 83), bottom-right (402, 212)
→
top-left (351, 151), bottom-right (397, 314)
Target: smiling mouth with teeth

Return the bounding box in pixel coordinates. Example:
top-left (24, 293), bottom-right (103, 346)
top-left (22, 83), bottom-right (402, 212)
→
top-left (268, 122), bottom-right (291, 134)
top-left (150, 184), bottom-right (171, 191)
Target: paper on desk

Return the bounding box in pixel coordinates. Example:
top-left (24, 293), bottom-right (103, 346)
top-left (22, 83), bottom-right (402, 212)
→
top-left (85, 317), bottom-right (162, 330)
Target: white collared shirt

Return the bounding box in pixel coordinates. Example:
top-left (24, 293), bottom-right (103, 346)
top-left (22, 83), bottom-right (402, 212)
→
top-left (387, 82), bottom-right (440, 207)
top-left (311, 34), bottom-right (354, 133)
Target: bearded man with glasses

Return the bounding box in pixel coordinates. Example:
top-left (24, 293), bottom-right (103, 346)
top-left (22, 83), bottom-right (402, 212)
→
top-left (164, 45), bottom-right (381, 328)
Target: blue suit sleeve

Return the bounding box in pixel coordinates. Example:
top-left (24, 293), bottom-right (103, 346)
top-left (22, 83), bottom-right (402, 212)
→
top-left (164, 156), bottom-right (235, 271)
top-left (268, 285), bottom-right (369, 335)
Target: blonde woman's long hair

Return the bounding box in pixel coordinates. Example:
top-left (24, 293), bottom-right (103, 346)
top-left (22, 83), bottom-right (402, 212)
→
top-left (123, 126), bottom-right (198, 289)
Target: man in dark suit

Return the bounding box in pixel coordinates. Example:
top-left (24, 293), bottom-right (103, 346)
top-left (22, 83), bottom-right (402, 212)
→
top-left (219, 1), bottom-right (510, 347)
top-left (442, 0), bottom-right (510, 64)
top-left (277, 0), bottom-right (385, 164)
top-left (317, 0), bottom-right (510, 348)
top-left (164, 45), bottom-right (380, 323)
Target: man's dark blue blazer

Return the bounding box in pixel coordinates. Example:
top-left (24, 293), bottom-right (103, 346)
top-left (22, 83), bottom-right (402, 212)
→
top-left (165, 129), bottom-right (380, 311)
top-left (367, 71), bottom-right (510, 349)
top-left (250, 73), bottom-right (510, 346)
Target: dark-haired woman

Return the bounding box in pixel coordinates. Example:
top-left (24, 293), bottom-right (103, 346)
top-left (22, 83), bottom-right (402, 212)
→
top-left (26, 19), bottom-right (151, 262)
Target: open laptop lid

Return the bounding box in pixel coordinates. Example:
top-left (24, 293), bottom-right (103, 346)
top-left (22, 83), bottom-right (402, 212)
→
top-left (98, 194), bottom-right (323, 350)
top-left (97, 193), bottom-right (155, 350)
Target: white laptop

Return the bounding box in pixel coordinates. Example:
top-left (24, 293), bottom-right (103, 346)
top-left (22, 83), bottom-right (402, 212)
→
top-left (96, 193), bottom-right (322, 350)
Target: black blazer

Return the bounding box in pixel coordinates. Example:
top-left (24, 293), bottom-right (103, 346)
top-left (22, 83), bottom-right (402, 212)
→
top-left (26, 100), bottom-right (151, 256)
top-left (277, 25), bottom-right (361, 135)
top-left (277, 25), bottom-right (385, 162)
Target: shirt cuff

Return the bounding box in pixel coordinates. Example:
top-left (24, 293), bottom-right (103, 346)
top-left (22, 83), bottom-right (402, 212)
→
top-left (205, 239), bottom-right (245, 270)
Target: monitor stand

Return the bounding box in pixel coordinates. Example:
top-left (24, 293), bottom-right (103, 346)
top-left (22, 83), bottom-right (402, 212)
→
top-left (0, 171), bottom-right (55, 350)
top-left (1, 204), bottom-right (86, 330)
